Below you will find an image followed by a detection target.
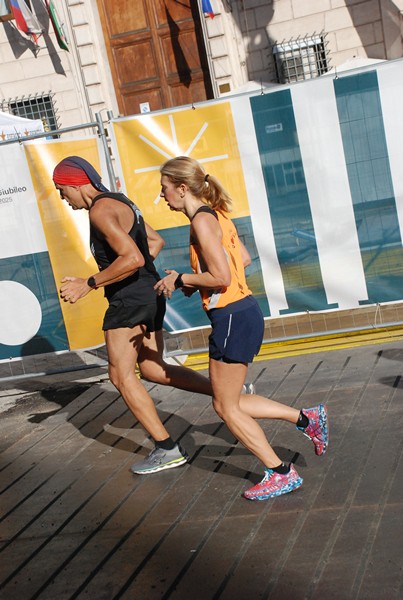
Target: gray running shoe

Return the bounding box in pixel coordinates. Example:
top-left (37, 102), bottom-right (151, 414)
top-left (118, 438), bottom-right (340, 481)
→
top-left (130, 444), bottom-right (189, 475)
top-left (242, 383), bottom-right (255, 394)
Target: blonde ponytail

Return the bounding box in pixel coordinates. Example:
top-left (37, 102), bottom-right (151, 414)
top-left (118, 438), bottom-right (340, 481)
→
top-left (160, 156), bottom-right (233, 213)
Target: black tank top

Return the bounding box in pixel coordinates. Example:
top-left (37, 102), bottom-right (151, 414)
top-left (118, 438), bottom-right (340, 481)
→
top-left (89, 192), bottom-right (160, 303)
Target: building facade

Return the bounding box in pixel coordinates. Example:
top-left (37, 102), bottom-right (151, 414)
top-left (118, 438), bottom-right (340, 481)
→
top-left (205, 0), bottom-right (403, 95)
top-left (0, 0), bottom-right (117, 134)
top-left (0, 1), bottom-right (402, 132)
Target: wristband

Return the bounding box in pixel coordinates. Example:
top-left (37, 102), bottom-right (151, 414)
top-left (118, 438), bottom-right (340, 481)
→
top-left (174, 273), bottom-right (184, 289)
top-left (87, 276), bottom-right (97, 289)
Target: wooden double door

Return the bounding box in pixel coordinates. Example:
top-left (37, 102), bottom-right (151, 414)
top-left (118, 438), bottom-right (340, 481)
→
top-left (96, 0), bottom-right (214, 115)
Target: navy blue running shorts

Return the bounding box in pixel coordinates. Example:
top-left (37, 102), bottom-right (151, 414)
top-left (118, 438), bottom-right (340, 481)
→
top-left (102, 293), bottom-right (166, 332)
top-left (207, 295), bottom-right (264, 364)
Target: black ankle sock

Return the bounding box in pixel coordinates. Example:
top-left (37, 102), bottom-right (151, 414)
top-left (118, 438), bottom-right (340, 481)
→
top-left (297, 410), bottom-right (309, 429)
top-left (272, 462), bottom-right (290, 475)
top-left (155, 437), bottom-right (175, 451)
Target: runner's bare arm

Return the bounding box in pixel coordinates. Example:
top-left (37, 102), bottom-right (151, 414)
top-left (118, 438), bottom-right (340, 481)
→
top-left (60, 201), bottom-right (145, 303)
top-left (155, 212), bottom-right (230, 296)
top-left (145, 222), bottom-right (165, 260)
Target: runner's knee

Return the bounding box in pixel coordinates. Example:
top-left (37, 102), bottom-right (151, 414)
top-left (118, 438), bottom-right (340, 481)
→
top-left (108, 365), bottom-right (135, 392)
top-left (138, 360), bottom-right (168, 383)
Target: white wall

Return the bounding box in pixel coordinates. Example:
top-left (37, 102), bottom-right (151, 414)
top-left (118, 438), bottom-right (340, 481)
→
top-left (0, 0), bottom-right (118, 133)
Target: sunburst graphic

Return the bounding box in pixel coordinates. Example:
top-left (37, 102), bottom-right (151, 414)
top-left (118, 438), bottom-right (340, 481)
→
top-left (111, 103), bottom-right (250, 229)
top-left (133, 114), bottom-right (228, 204)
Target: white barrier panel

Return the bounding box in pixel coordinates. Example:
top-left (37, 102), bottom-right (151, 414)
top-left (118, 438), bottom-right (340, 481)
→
top-left (109, 60), bottom-right (403, 332)
top-left (0, 137), bottom-right (108, 361)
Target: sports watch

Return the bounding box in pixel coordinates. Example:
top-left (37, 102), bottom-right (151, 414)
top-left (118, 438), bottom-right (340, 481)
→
top-left (87, 276), bottom-right (97, 289)
top-left (174, 273), bottom-right (184, 289)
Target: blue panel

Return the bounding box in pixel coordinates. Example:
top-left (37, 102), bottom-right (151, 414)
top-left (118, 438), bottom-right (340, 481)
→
top-left (334, 71), bottom-right (403, 303)
top-left (154, 217), bottom-right (270, 332)
top-left (0, 252), bottom-right (69, 360)
top-left (250, 90), bottom-right (335, 313)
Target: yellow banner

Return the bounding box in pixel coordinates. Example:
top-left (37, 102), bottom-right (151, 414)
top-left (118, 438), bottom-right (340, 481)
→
top-left (25, 139), bottom-right (108, 350)
top-left (111, 102), bottom-right (249, 230)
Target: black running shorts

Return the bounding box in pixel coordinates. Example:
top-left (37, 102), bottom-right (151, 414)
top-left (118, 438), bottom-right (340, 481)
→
top-left (102, 293), bottom-right (166, 332)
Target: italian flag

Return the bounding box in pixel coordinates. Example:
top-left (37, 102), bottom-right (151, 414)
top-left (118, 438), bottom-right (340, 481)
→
top-left (45, 0), bottom-right (69, 51)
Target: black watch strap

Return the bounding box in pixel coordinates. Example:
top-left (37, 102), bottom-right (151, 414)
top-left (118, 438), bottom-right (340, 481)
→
top-left (174, 273), bottom-right (184, 289)
top-left (87, 276), bottom-right (97, 288)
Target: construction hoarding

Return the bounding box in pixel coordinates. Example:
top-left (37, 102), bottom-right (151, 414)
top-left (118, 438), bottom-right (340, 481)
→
top-left (1, 59), bottom-right (403, 360)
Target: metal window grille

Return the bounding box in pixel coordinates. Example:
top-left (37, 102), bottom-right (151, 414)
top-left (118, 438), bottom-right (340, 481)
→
top-left (272, 33), bottom-right (330, 84)
top-left (0, 92), bottom-right (60, 135)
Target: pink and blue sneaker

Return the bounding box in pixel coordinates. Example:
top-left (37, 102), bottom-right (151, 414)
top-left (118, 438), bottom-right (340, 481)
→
top-left (243, 464), bottom-right (303, 501)
top-left (298, 404), bottom-right (329, 455)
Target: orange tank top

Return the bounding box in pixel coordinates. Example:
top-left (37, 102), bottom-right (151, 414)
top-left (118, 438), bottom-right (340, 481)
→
top-left (189, 206), bottom-right (251, 311)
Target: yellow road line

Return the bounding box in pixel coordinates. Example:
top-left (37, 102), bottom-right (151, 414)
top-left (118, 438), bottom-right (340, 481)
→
top-left (182, 326), bottom-right (403, 371)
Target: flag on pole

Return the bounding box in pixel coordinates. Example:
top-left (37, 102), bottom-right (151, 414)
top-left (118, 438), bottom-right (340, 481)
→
top-left (10, 0), bottom-right (42, 44)
top-left (202, 0), bottom-right (215, 19)
top-left (44, 0), bottom-right (69, 51)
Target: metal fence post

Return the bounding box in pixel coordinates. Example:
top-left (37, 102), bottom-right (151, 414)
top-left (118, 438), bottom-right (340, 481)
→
top-left (95, 111), bottom-right (117, 192)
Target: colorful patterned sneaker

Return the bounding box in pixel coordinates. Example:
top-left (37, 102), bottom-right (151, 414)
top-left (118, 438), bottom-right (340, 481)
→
top-left (243, 464), bottom-right (303, 501)
top-left (242, 383), bottom-right (256, 394)
top-left (130, 444), bottom-right (189, 475)
top-left (297, 404), bottom-right (329, 456)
